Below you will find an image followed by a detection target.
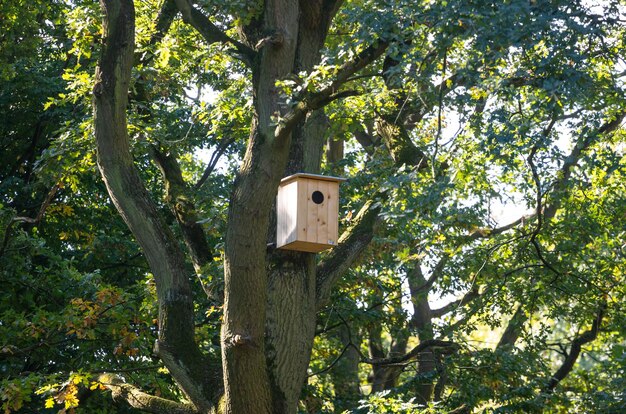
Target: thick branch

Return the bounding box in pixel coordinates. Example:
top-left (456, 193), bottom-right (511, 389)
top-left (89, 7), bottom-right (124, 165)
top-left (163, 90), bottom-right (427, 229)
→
top-left (496, 305), bottom-right (526, 349)
top-left (149, 0), bottom-right (178, 49)
top-left (431, 289), bottom-right (481, 319)
top-left (376, 115), bottom-right (429, 169)
top-left (352, 123), bottom-right (378, 154)
top-left (545, 304), bottom-right (606, 392)
top-left (151, 150), bottom-right (211, 266)
top-left (151, 148), bottom-right (221, 301)
top-left (93, 1), bottom-right (217, 410)
top-left (99, 374), bottom-right (200, 414)
top-left (172, 0), bottom-right (255, 60)
top-left (316, 196), bottom-right (383, 308)
top-left (544, 111), bottom-right (626, 218)
top-left (410, 256), bottom-right (450, 297)
top-left (360, 339), bottom-right (459, 366)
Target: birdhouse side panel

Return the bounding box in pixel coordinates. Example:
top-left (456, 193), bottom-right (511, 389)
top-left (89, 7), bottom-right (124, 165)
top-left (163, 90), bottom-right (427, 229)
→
top-left (276, 180), bottom-right (299, 248)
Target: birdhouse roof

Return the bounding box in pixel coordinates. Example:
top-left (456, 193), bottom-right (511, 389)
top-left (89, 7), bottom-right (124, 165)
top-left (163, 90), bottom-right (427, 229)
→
top-left (280, 173), bottom-right (347, 185)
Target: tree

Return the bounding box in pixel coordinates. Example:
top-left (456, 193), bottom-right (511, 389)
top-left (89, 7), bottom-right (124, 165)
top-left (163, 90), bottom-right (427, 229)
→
top-left (1, 0), bottom-right (625, 413)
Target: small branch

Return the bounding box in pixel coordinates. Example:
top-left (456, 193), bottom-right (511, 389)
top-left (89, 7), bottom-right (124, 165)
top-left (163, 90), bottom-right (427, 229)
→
top-left (411, 255), bottom-right (450, 296)
top-left (99, 252), bottom-right (144, 271)
top-left (311, 89), bottom-right (362, 108)
top-left (193, 138), bottom-right (234, 190)
top-left (527, 145), bottom-right (543, 239)
top-left (315, 301), bottom-right (384, 336)
top-left (432, 47), bottom-right (447, 176)
top-left (307, 343), bottom-right (352, 378)
top-left (90, 365), bottom-right (162, 374)
top-left (410, 212), bottom-right (534, 306)
top-left (12, 183), bottom-right (60, 225)
top-left (344, 72), bottom-right (383, 83)
top-left (0, 337), bottom-right (72, 359)
top-left (544, 110), bottom-right (626, 219)
top-left (467, 213), bottom-right (535, 241)
top-left (527, 145), bottom-right (561, 277)
top-left (1, 183), bottom-right (60, 258)
top-left (545, 303), bottom-right (606, 392)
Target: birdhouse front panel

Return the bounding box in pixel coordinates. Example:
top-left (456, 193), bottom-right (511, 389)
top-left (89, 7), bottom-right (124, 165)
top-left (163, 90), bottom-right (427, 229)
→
top-left (276, 173), bottom-right (345, 253)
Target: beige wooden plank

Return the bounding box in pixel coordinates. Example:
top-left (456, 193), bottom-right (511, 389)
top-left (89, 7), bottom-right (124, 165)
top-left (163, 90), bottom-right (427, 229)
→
top-left (306, 179), bottom-right (318, 242)
top-left (277, 239), bottom-right (330, 253)
top-left (316, 180), bottom-right (328, 244)
top-left (326, 182), bottom-right (339, 245)
top-left (296, 179), bottom-right (308, 242)
top-left (280, 173), bottom-right (346, 184)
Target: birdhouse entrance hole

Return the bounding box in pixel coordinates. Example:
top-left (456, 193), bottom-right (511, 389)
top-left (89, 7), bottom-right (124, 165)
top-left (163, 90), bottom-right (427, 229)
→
top-left (312, 191), bottom-right (324, 204)
top-left (276, 173), bottom-right (346, 253)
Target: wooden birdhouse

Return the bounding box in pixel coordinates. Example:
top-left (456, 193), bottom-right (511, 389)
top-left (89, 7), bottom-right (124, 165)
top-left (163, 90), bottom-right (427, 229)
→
top-left (276, 173), bottom-right (346, 253)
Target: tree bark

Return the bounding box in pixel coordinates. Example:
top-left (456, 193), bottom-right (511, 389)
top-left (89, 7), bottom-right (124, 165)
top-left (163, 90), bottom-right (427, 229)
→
top-left (368, 322), bottom-right (389, 392)
top-left (260, 3), bottom-right (349, 412)
top-left (265, 252), bottom-right (317, 413)
top-left (369, 331), bottom-right (409, 392)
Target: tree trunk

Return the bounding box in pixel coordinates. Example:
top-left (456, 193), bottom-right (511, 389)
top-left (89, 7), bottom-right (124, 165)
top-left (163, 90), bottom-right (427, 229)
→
top-left (221, 1), bottom-right (307, 412)
top-left (330, 324), bottom-right (361, 411)
top-left (407, 265), bottom-right (436, 404)
top-left (258, 3), bottom-right (342, 412)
